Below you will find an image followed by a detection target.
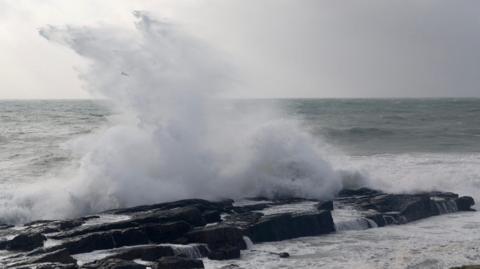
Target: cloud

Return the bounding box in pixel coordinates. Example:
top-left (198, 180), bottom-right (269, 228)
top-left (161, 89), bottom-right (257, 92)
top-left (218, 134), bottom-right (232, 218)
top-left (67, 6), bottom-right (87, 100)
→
top-left (182, 0), bottom-right (480, 98)
top-left (1, 0), bottom-right (480, 98)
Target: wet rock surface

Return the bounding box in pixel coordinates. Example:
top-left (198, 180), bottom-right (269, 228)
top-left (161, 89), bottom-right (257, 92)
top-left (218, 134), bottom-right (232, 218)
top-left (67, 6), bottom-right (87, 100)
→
top-left (103, 245), bottom-right (175, 261)
top-left (336, 188), bottom-right (475, 227)
top-left (6, 232), bottom-right (47, 251)
top-left (30, 249), bottom-right (77, 265)
top-left (456, 196), bottom-right (476, 211)
top-left (154, 256), bottom-right (204, 269)
top-left (186, 225), bottom-right (246, 250)
top-left (82, 258), bottom-right (146, 269)
top-left (219, 265), bottom-right (243, 269)
top-left (0, 189), bottom-right (474, 268)
top-left (247, 210), bottom-right (334, 243)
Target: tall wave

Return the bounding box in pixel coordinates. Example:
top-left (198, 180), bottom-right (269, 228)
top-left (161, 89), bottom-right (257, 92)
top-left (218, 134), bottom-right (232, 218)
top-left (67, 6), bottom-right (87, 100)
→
top-left (0, 13), bottom-right (367, 223)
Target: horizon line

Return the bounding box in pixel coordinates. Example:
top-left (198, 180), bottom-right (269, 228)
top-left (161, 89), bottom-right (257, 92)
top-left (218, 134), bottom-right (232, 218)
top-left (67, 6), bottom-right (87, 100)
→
top-left (1, 96), bottom-right (480, 101)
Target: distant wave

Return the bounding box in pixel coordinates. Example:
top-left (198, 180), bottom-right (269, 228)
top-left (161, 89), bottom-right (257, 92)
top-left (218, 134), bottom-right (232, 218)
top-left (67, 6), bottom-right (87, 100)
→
top-left (381, 115), bottom-right (407, 121)
top-left (30, 155), bottom-right (70, 167)
top-left (324, 127), bottom-right (395, 138)
top-left (463, 128), bottom-right (480, 135)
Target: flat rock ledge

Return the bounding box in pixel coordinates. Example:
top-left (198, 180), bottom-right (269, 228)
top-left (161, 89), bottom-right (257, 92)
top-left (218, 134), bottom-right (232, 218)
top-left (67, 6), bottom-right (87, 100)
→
top-left (0, 189), bottom-right (473, 268)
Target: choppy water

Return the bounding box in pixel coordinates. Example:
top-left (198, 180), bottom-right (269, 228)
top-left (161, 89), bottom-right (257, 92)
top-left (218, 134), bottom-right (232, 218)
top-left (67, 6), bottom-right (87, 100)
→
top-left (2, 98), bottom-right (480, 268)
top-left (205, 211), bottom-right (480, 269)
top-left (0, 100), bottom-right (109, 184)
top-left (280, 98), bottom-right (480, 154)
top-left (4, 99), bottom-right (480, 190)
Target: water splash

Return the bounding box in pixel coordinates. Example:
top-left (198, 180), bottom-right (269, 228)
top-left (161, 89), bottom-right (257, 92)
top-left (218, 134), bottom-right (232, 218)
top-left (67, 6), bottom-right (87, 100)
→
top-left (0, 12), bottom-right (360, 224)
top-left (243, 236), bottom-right (254, 249)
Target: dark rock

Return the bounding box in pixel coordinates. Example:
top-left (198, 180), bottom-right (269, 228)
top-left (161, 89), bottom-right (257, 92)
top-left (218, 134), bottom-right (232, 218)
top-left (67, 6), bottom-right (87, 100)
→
top-left (220, 265), bottom-right (243, 269)
top-left (243, 196), bottom-right (270, 201)
top-left (368, 194), bottom-right (426, 213)
top-left (73, 227), bottom-right (150, 254)
top-left (56, 231), bottom-right (117, 254)
top-left (3, 194), bottom-right (474, 269)
top-left (338, 189), bottom-right (473, 228)
top-left (143, 221), bottom-right (192, 243)
top-left (21, 219), bottom-right (85, 235)
top-left (153, 256), bottom-right (204, 269)
top-left (52, 221), bottom-right (194, 255)
top-left (456, 196), bottom-right (475, 211)
top-left (217, 199), bottom-right (235, 209)
top-left (365, 213), bottom-right (386, 227)
top-left (7, 232), bottom-right (46, 251)
top-left (248, 210), bottom-right (334, 243)
top-left (81, 215), bottom-right (101, 221)
top-left (53, 206), bottom-right (204, 240)
top-left (51, 220), bottom-right (136, 240)
top-left (338, 188), bottom-right (383, 197)
top-left (107, 245), bottom-right (175, 261)
top-left (111, 199), bottom-right (231, 215)
top-left (399, 196), bottom-right (437, 222)
top-left (366, 212), bottom-right (404, 227)
top-left (362, 193), bottom-right (459, 224)
top-left (147, 206), bottom-right (205, 227)
top-left (425, 191), bottom-right (459, 199)
top-left (57, 220), bottom-right (84, 231)
top-left (24, 220), bottom-right (55, 227)
top-left (27, 219), bottom-right (85, 234)
top-left (186, 225), bottom-right (246, 250)
top-left (112, 227), bottom-right (150, 247)
top-left (223, 212), bottom-right (263, 229)
top-left (52, 228), bottom-right (149, 254)
top-left (362, 192), bottom-right (464, 217)
top-left (278, 252), bottom-right (290, 258)
top-left (0, 239), bottom-right (8, 250)
top-left (31, 248), bottom-right (77, 265)
top-left (207, 246), bottom-right (241, 260)
top-left (232, 203), bottom-right (270, 213)
top-left (247, 213), bottom-right (292, 242)
top-left (316, 201), bottom-right (334, 211)
top-left (171, 237), bottom-right (189, 245)
top-left (20, 263), bottom-right (79, 269)
top-left (0, 223), bottom-right (14, 230)
top-left (202, 210), bottom-right (222, 223)
top-left (82, 258), bottom-right (146, 269)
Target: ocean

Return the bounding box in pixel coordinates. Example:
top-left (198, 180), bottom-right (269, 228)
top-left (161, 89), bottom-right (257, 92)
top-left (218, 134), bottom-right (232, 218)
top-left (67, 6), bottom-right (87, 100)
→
top-left (1, 99), bottom-right (480, 268)
top-left (4, 99), bottom-right (480, 194)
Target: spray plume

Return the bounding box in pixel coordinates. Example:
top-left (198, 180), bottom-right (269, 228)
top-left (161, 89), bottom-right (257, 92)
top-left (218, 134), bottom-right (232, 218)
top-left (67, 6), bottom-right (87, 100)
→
top-left (1, 13), bottom-right (365, 223)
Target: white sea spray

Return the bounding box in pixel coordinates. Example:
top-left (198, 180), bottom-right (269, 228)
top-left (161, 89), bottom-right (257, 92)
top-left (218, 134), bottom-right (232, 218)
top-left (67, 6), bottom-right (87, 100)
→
top-left (0, 13), bottom-right (357, 223)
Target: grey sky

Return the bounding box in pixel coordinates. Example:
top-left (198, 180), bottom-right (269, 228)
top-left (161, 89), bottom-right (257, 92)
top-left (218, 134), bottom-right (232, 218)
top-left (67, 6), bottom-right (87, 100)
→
top-left (1, 0), bottom-right (480, 99)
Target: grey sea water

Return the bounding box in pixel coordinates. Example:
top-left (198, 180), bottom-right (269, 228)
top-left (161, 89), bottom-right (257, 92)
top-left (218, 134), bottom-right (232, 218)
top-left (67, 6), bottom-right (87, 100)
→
top-left (280, 98), bottom-right (480, 154)
top-left (0, 100), bottom-right (109, 184)
top-left (2, 99), bottom-right (480, 268)
top-left (2, 98), bottom-right (480, 184)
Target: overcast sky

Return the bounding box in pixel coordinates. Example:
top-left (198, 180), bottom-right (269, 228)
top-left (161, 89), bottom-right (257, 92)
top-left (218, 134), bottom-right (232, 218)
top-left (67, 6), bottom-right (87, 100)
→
top-left (1, 0), bottom-right (480, 99)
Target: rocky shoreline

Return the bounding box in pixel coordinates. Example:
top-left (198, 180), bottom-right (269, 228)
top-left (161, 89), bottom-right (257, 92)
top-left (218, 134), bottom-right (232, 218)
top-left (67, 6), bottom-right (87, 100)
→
top-left (0, 188), bottom-right (475, 269)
